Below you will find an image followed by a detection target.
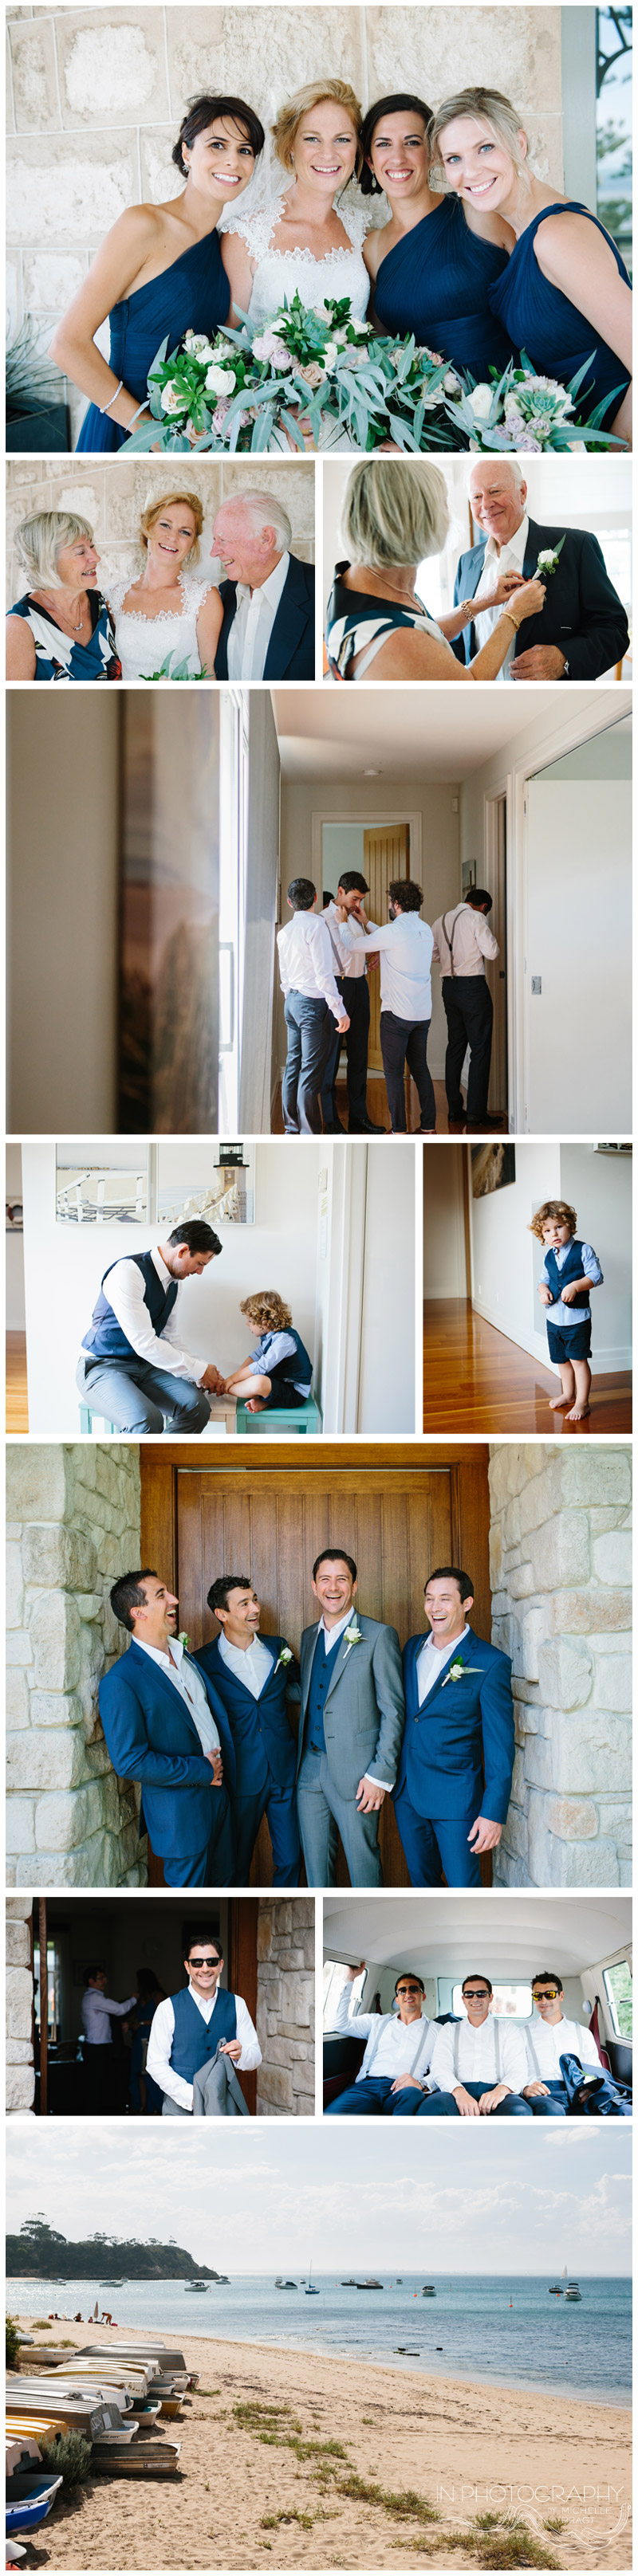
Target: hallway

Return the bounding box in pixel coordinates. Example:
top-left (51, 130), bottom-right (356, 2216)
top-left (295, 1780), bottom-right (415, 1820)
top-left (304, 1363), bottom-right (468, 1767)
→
top-left (423, 1299), bottom-right (632, 1435)
top-left (273, 1078), bottom-right (507, 1137)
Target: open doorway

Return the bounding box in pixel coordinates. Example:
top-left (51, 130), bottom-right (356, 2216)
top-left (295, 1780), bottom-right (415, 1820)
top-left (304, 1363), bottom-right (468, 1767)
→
top-left (318, 816), bottom-right (423, 1127)
top-left (483, 787), bottom-right (508, 1121)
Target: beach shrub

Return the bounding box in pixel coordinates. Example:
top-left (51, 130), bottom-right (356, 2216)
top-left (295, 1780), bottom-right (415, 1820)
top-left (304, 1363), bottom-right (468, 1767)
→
top-left (33, 2319), bottom-right (53, 2331)
top-left (38, 2430), bottom-right (93, 2488)
top-left (6, 2315), bottom-right (21, 2368)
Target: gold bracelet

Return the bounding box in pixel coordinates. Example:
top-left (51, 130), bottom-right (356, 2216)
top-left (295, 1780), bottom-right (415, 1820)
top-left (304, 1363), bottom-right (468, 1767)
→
top-left (500, 609), bottom-right (521, 633)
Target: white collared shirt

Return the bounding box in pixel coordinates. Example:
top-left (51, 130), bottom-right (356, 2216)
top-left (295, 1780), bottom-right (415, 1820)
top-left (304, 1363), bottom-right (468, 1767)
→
top-left (344, 913), bottom-right (433, 1021)
top-left (226, 550), bottom-right (289, 682)
top-left (278, 912), bottom-right (342, 1019)
top-left (81, 1246), bottom-right (205, 1384)
top-left (217, 1629), bottom-right (275, 1700)
top-left (333, 1985), bottom-right (437, 2084)
top-left (324, 899), bottom-right (365, 982)
top-left (473, 513), bottom-right (530, 679)
top-left (431, 905), bottom-right (499, 980)
top-left (525, 2014), bottom-right (602, 2079)
top-left (135, 1635), bottom-right (220, 1754)
top-left (146, 1979), bottom-right (262, 2112)
top-left (430, 2016), bottom-right (528, 2094)
top-left (311, 1610), bottom-right (393, 1790)
top-left (81, 1988), bottom-right (137, 2048)
top-left (415, 1624), bottom-right (471, 1705)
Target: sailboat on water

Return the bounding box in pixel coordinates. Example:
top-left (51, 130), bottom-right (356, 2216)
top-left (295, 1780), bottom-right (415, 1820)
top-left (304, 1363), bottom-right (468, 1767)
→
top-left (305, 2263), bottom-right (320, 2296)
top-left (549, 2265), bottom-right (569, 2297)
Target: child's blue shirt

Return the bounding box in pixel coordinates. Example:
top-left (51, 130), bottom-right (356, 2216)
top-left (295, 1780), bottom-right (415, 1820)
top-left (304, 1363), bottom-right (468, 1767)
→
top-left (250, 1325), bottom-right (313, 1392)
top-left (540, 1238), bottom-right (603, 1328)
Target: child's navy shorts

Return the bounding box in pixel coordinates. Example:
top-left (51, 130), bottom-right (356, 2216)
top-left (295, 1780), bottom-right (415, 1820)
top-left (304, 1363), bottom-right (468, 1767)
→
top-left (546, 1319), bottom-right (592, 1363)
top-left (262, 1378), bottom-right (313, 1411)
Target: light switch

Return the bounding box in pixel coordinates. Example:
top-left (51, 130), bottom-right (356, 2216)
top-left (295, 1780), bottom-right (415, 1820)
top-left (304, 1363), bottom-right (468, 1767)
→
top-left (531, 976), bottom-right (542, 995)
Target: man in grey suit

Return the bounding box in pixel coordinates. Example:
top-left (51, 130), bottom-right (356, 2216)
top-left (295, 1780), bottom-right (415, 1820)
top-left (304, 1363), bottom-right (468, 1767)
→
top-left (297, 1548), bottom-right (405, 1887)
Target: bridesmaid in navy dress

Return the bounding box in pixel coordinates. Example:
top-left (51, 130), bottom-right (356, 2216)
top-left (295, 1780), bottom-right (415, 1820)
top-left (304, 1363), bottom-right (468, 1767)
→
top-left (430, 88), bottom-right (632, 442)
top-left (361, 93), bottom-right (518, 379)
top-left (50, 94), bottom-right (264, 453)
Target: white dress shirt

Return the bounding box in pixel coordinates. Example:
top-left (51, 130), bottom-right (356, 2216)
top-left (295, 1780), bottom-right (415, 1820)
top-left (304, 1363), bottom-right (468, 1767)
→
top-left (431, 905), bottom-right (499, 980)
top-left (311, 1611), bottom-right (394, 1790)
top-left (415, 1624), bottom-right (471, 1704)
top-left (217, 1629), bottom-right (275, 1699)
top-left (226, 550), bottom-right (289, 682)
top-left (343, 913), bottom-right (434, 1020)
top-left (473, 512), bottom-right (530, 678)
top-left (333, 1985), bottom-right (437, 2084)
top-left (277, 913), bottom-right (342, 1019)
top-left (81, 1247), bottom-right (205, 1384)
top-left (430, 2015), bottom-right (529, 2094)
top-left (146, 1980), bottom-right (262, 2111)
top-left (324, 899), bottom-right (365, 982)
top-left (135, 1635), bottom-right (220, 1755)
top-left (524, 2014), bottom-right (602, 2080)
top-left (81, 1988), bottom-right (136, 2047)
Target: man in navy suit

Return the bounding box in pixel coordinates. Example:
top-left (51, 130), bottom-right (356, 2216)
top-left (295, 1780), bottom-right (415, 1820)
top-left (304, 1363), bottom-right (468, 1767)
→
top-left (99, 1571), bottom-right (235, 1887)
top-left (212, 492), bottom-right (315, 681)
top-left (195, 1576), bottom-right (301, 1887)
top-left (393, 1566), bottom-right (514, 1888)
top-left (451, 459), bottom-right (629, 683)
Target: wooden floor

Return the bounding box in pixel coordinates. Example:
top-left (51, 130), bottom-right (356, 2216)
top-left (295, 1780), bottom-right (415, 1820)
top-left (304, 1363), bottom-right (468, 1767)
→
top-left (6, 1332), bottom-right (29, 1432)
top-left (423, 1299), bottom-right (632, 1435)
top-left (272, 1075), bottom-right (507, 1136)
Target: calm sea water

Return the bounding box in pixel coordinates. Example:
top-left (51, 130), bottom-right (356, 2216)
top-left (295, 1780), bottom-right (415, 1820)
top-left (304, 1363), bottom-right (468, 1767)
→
top-left (10, 2274), bottom-right (631, 2409)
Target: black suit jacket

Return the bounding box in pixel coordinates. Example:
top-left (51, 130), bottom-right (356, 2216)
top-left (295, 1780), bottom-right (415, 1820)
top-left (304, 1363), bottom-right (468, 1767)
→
top-left (451, 516), bottom-right (629, 681)
top-left (214, 552), bottom-right (315, 681)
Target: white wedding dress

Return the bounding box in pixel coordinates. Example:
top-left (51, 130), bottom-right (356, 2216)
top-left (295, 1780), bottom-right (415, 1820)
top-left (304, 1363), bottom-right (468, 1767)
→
top-left (107, 571), bottom-right (219, 680)
top-left (225, 192), bottom-right (371, 328)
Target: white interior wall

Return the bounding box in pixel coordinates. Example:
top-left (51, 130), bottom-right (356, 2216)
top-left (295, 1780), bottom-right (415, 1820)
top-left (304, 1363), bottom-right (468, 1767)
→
top-left (280, 778), bottom-right (460, 1078)
top-left (423, 1144), bottom-right (467, 1301)
top-left (6, 1142), bottom-right (25, 1330)
top-left (322, 823), bottom-right (365, 885)
top-left (7, 696), bottom-right (120, 1133)
top-left (357, 1142), bottom-right (415, 1433)
top-left (469, 1143), bottom-right (632, 1373)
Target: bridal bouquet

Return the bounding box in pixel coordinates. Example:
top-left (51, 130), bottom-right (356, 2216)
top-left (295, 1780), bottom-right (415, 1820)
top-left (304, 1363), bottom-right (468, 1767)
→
top-left (444, 352), bottom-right (624, 452)
top-left (124, 294), bottom-right (461, 453)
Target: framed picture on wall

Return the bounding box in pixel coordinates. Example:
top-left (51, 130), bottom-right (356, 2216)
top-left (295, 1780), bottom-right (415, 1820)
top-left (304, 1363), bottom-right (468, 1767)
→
top-left (471, 1144), bottom-right (516, 1198)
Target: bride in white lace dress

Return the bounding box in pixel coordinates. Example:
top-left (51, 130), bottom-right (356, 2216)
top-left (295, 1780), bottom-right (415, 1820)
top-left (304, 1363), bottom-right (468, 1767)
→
top-left (220, 78), bottom-right (372, 343)
top-left (107, 487), bottom-right (223, 680)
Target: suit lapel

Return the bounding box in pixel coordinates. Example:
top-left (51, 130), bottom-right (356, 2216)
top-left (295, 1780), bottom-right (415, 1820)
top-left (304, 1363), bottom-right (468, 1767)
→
top-left (415, 1628), bottom-right (476, 1708)
top-left (522, 516), bottom-right (540, 580)
top-left (128, 1641), bottom-right (205, 1753)
top-left (264, 563), bottom-right (301, 681)
top-left (324, 1626), bottom-right (356, 1705)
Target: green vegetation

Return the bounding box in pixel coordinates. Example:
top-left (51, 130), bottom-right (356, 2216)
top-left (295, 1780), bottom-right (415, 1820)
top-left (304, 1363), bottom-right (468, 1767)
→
top-left (37, 2430), bottom-right (93, 2488)
top-left (6, 2216), bottom-right (222, 2282)
top-left (32, 2318), bottom-right (53, 2331)
top-left (232, 2398), bottom-right (559, 2569)
top-left (6, 2315), bottom-right (21, 2368)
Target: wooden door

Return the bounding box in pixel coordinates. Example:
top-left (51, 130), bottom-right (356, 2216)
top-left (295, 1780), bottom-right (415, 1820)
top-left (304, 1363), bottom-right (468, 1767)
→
top-left (363, 824), bottom-right (409, 1071)
top-left (227, 1897), bottom-right (258, 2113)
top-left (141, 1445), bottom-right (490, 1887)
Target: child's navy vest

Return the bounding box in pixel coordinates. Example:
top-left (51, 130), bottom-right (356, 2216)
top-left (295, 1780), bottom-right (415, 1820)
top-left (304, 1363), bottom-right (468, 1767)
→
top-left (82, 1253), bottom-right (178, 1361)
top-left (544, 1239), bottom-right (586, 1306)
top-left (170, 1985), bottom-right (237, 2082)
top-left (256, 1326), bottom-right (313, 1392)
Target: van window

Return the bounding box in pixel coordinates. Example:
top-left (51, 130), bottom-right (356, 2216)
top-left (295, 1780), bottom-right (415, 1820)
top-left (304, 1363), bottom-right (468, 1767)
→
top-left (449, 1980), bottom-right (533, 2020)
top-left (323, 1961), bottom-right (366, 2028)
top-left (602, 1961), bottom-right (632, 2037)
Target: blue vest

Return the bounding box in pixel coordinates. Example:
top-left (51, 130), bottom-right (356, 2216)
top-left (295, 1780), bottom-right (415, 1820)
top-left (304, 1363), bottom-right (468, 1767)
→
top-left (306, 1630), bottom-right (333, 1755)
top-left (82, 1252), bottom-right (178, 1361)
top-left (258, 1326), bottom-right (313, 1392)
top-left (544, 1239), bottom-right (586, 1309)
top-left (170, 1985), bottom-right (237, 2081)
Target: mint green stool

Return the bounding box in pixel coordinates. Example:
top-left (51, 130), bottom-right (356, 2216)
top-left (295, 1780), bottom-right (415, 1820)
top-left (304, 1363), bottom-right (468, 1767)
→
top-left (79, 1404), bottom-right (118, 1435)
top-left (235, 1396), bottom-right (322, 1436)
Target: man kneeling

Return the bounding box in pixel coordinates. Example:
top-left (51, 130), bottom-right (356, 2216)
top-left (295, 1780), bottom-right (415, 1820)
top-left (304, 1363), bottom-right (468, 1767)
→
top-left (146, 1927), bottom-right (262, 2116)
top-left (326, 1963), bottom-right (435, 2114)
top-left (416, 1971), bottom-right (532, 2116)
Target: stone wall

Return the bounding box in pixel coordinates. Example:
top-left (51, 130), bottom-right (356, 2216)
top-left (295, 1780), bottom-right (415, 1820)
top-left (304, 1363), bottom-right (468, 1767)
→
top-left (6, 455), bottom-right (315, 610)
top-left (6, 1445), bottom-right (144, 1890)
top-left (7, 6), bottom-right (562, 438)
top-left (256, 1899), bottom-right (315, 2117)
top-left (490, 1446), bottom-right (632, 1889)
top-left (6, 1897), bottom-right (34, 2114)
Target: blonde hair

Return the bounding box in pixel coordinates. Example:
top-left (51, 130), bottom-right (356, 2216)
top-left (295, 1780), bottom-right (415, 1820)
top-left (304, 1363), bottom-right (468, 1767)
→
top-left (273, 79), bottom-right (364, 181)
top-left (341, 457), bottom-right (449, 570)
top-left (528, 1200), bottom-right (577, 1243)
top-left (428, 86), bottom-right (532, 194)
top-left (14, 509), bottom-right (95, 591)
top-left (140, 488), bottom-right (203, 564)
top-left (241, 1290), bottom-right (293, 1331)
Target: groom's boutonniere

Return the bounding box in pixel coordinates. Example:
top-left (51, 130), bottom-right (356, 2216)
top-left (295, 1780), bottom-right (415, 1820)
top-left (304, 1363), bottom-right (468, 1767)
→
top-left (534, 535), bottom-right (566, 579)
top-left (343, 1622), bottom-right (362, 1659)
top-left (274, 1644), bottom-right (293, 1675)
top-left (441, 1656), bottom-right (482, 1687)
top-left (178, 1630), bottom-right (189, 1649)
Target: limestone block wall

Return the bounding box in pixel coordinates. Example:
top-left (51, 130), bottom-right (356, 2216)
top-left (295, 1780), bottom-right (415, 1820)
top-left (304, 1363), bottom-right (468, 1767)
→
top-left (6, 455), bottom-right (316, 610)
top-left (7, 6), bottom-right (563, 439)
top-left (6, 1898), bottom-right (34, 2114)
top-left (490, 1446), bottom-right (632, 1890)
top-left (6, 1445), bottom-right (144, 1891)
top-left (256, 1899), bottom-right (315, 2116)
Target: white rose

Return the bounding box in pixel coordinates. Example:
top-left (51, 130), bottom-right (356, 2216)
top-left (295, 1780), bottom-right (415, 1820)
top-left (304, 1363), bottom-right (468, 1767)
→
top-left (444, 370), bottom-right (461, 394)
top-left (205, 363), bottom-right (237, 395)
top-left (537, 549), bottom-right (557, 568)
top-left (160, 379), bottom-right (189, 414)
top-left (184, 332), bottom-right (214, 359)
top-left (324, 340), bottom-right (339, 372)
top-left (467, 383), bottom-right (494, 421)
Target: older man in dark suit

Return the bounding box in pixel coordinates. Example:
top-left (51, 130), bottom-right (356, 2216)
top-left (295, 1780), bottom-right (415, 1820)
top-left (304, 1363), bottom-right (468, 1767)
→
top-left (212, 489), bottom-right (314, 680)
top-left (452, 460), bottom-right (629, 682)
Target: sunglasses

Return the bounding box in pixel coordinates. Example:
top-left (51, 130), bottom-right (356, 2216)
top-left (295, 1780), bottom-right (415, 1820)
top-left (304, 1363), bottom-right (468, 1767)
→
top-left (189, 1956), bottom-right (221, 1969)
top-left (463, 1989), bottom-right (490, 2001)
top-left (396, 1983), bottom-right (423, 1994)
top-left (533, 1989), bottom-right (560, 2001)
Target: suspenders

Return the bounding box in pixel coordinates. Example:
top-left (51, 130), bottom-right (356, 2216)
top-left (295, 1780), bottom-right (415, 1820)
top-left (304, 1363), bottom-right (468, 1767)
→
top-left (442, 910), bottom-right (459, 976)
top-left (453, 2018), bottom-right (502, 2080)
top-left (364, 2014), bottom-right (432, 2080)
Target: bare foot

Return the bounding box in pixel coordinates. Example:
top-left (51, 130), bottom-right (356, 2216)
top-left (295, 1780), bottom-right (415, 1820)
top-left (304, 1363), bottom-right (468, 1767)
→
top-left (245, 1396), bottom-right (267, 1413)
top-left (549, 1393), bottom-right (574, 1410)
top-left (565, 1403), bottom-right (590, 1421)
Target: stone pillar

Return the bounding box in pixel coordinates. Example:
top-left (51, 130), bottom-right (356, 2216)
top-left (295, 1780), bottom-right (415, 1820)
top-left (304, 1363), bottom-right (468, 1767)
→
top-left (256, 1899), bottom-right (315, 2116)
top-left (490, 1447), bottom-right (632, 1887)
top-left (6, 1898), bottom-right (34, 2113)
top-left (6, 1444), bottom-right (144, 1888)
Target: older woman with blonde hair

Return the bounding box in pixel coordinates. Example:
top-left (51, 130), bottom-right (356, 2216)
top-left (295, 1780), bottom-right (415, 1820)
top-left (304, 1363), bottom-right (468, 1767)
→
top-left (220, 77), bottom-right (372, 332)
top-left (325, 456), bottom-right (546, 679)
top-left (105, 486), bottom-right (223, 679)
top-left (6, 509), bottom-right (120, 680)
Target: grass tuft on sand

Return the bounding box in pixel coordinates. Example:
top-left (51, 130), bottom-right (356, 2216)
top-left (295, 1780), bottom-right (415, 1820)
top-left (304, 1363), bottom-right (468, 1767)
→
top-left (234, 2395), bottom-right (559, 2569)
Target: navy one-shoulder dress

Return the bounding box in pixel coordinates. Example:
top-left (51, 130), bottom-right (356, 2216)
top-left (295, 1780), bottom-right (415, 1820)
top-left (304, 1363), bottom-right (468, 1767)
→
top-left (373, 194), bottom-right (517, 377)
top-left (488, 204), bottom-right (631, 421)
top-left (76, 228), bottom-right (231, 453)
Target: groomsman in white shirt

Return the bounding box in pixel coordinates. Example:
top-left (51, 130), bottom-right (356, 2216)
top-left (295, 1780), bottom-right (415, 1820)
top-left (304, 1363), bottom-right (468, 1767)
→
top-left (337, 880), bottom-right (436, 1133)
top-left (522, 1971), bottom-right (604, 2116)
top-left (416, 1972), bottom-right (532, 2116)
top-left (77, 1221), bottom-right (224, 1435)
top-left (146, 1929), bottom-right (262, 2116)
top-left (326, 1964), bottom-right (436, 2115)
top-left (278, 878), bottom-right (350, 1136)
top-left (81, 1965), bottom-right (137, 2115)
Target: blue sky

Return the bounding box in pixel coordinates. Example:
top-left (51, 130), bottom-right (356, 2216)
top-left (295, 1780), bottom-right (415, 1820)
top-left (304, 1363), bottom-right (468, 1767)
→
top-left (6, 2125), bottom-right (631, 2276)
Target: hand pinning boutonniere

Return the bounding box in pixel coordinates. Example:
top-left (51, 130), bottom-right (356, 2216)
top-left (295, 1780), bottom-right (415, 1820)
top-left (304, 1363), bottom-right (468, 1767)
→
top-left (441, 1656), bottom-right (483, 1687)
top-left (274, 1643), bottom-right (293, 1675)
top-left (343, 1623), bottom-right (362, 1658)
top-left (534, 535), bottom-right (566, 579)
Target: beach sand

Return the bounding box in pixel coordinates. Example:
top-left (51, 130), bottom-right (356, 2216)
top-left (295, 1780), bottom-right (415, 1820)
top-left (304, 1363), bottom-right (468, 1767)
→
top-left (14, 2321), bottom-right (631, 2572)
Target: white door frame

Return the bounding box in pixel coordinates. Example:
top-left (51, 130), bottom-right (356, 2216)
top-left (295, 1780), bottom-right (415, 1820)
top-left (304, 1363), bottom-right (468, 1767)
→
top-left (311, 810), bottom-right (423, 889)
top-left (483, 772), bottom-right (510, 1122)
top-left (317, 1142), bottom-right (368, 1432)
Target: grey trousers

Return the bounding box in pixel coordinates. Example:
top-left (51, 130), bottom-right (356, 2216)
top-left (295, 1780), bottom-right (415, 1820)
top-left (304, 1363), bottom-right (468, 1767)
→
top-left (77, 1352), bottom-right (211, 1435)
top-left (162, 2048), bottom-right (250, 2117)
top-left (297, 1745), bottom-right (383, 1887)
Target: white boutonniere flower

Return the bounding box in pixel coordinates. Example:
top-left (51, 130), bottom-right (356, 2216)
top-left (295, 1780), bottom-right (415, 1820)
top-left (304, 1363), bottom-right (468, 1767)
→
top-left (534, 535), bottom-right (566, 577)
top-left (274, 1644), bottom-right (293, 1675)
top-left (343, 1623), bottom-right (362, 1658)
top-left (178, 1630), bottom-right (189, 1649)
top-left (441, 1656), bottom-right (482, 1687)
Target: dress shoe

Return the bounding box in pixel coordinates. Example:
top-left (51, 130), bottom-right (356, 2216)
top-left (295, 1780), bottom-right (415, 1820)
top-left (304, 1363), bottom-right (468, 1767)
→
top-left (349, 1115), bottom-right (386, 1134)
top-left (322, 1118), bottom-right (347, 1135)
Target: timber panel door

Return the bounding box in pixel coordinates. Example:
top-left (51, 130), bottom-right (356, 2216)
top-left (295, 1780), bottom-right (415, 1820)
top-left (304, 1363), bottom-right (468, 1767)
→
top-left (151, 1449), bottom-right (491, 1887)
top-left (363, 824), bottom-right (409, 1072)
